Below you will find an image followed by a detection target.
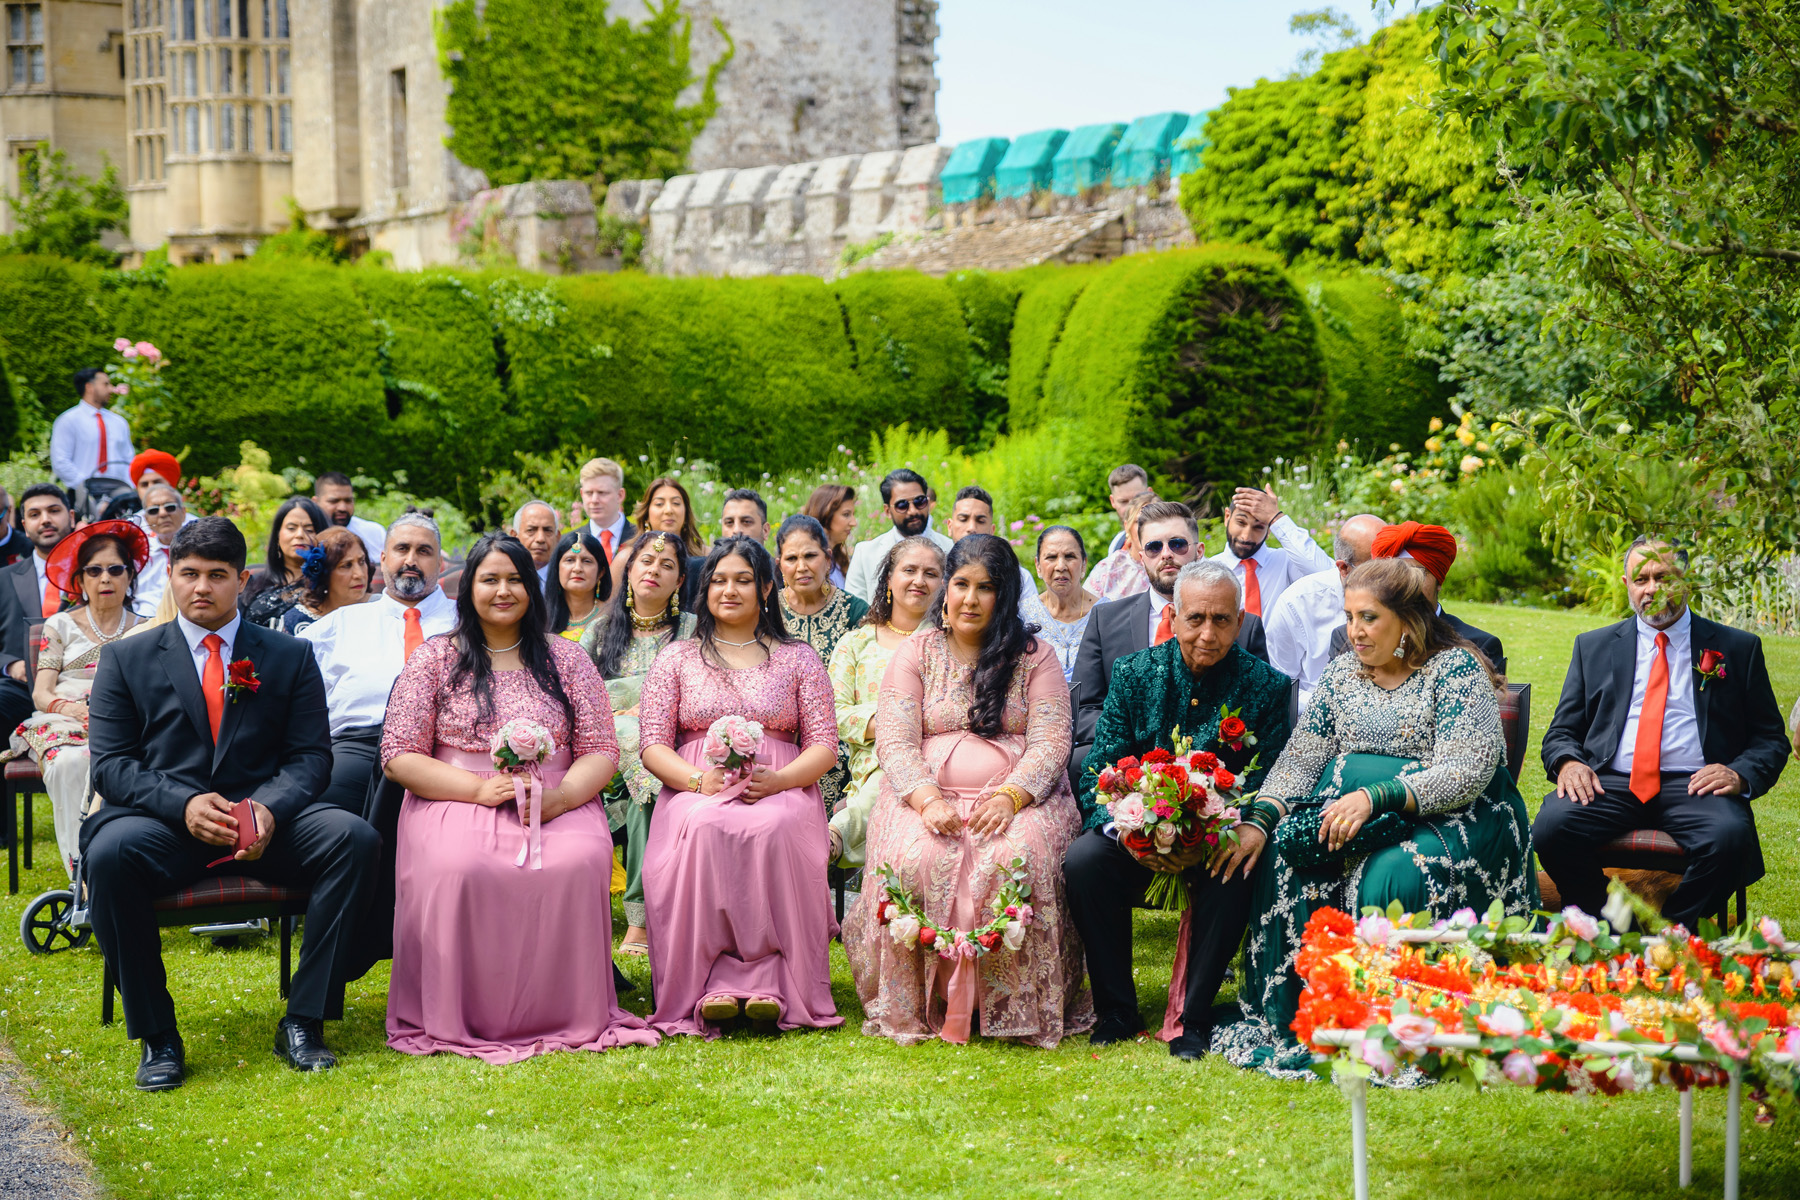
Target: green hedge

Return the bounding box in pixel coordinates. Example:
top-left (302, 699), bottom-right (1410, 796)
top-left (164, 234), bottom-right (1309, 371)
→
top-left (0, 255), bottom-right (106, 429)
top-left (944, 269), bottom-right (1021, 440)
top-left (1034, 246), bottom-right (1325, 498)
top-left (1294, 268), bottom-right (1449, 451)
top-left (832, 270), bottom-right (972, 446)
top-left (1003, 262), bottom-right (1103, 427)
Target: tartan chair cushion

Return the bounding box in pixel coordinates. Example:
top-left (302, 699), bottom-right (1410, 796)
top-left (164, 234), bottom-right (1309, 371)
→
top-left (152, 877), bottom-right (312, 911)
top-left (1600, 829), bottom-right (1684, 858)
top-left (4, 758), bottom-right (41, 781)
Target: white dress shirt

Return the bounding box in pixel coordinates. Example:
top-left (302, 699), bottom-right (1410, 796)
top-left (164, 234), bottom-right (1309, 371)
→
top-left (1146, 592), bottom-right (1176, 648)
top-left (1263, 569), bottom-right (1345, 710)
top-left (31, 550), bottom-right (51, 609)
top-left (586, 514), bottom-right (628, 555)
top-left (134, 538), bottom-right (174, 615)
top-left (1609, 608), bottom-right (1705, 775)
top-left (175, 611), bottom-right (242, 683)
top-left (49, 401), bottom-right (135, 488)
top-left (346, 514), bottom-right (386, 563)
top-left (843, 519), bottom-right (956, 603)
top-left (300, 588), bottom-right (457, 736)
top-left (1208, 513), bottom-right (1334, 616)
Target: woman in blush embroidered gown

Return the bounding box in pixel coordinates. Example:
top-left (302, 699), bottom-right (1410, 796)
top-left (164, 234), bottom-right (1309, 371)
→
top-left (380, 533), bottom-right (657, 1062)
top-left (638, 535), bottom-right (843, 1037)
top-left (843, 534), bottom-right (1093, 1048)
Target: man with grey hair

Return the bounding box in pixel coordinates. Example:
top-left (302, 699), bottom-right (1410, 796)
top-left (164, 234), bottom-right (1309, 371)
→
top-left (1065, 556), bottom-right (1296, 1059)
top-left (1534, 534), bottom-right (1788, 930)
top-left (1264, 513), bottom-right (1384, 710)
top-left (510, 499), bottom-right (560, 587)
top-left (301, 511), bottom-right (456, 972)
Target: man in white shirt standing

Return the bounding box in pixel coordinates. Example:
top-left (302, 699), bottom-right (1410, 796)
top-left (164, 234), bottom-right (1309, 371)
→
top-left (844, 468), bottom-right (954, 603)
top-left (50, 368), bottom-right (135, 491)
top-left (1206, 485), bottom-right (1334, 621)
top-left (301, 512), bottom-right (455, 971)
top-left (1262, 513), bottom-right (1384, 710)
top-left (311, 472), bottom-right (387, 566)
top-left (578, 457), bottom-right (635, 564)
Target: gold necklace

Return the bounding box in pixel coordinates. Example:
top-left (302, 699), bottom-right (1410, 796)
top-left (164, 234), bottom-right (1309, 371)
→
top-left (630, 603), bottom-right (670, 631)
top-left (883, 620), bottom-right (917, 637)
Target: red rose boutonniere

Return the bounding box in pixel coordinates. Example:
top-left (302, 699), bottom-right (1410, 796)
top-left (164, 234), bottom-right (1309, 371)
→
top-left (226, 658), bottom-right (260, 703)
top-left (1215, 704), bottom-right (1257, 752)
top-left (1695, 649), bottom-right (1727, 691)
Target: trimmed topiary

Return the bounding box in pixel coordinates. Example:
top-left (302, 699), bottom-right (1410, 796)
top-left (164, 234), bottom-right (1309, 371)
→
top-left (944, 268), bottom-right (1022, 442)
top-left (832, 270), bottom-right (973, 447)
top-left (1293, 267), bottom-right (1450, 452)
top-left (0, 255), bottom-right (106, 437)
top-left (1002, 262), bottom-right (1105, 428)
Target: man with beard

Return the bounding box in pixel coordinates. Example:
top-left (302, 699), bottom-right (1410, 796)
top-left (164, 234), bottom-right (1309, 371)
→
top-left (843, 468), bottom-right (954, 603)
top-left (1064, 560), bottom-right (1294, 1056)
top-left (0, 484), bottom-right (78, 736)
top-left (1206, 485), bottom-right (1335, 619)
top-left (1533, 537), bottom-right (1788, 930)
top-left (1069, 501), bottom-right (1270, 789)
top-left (300, 513), bottom-right (454, 971)
top-left (312, 471), bottom-right (386, 565)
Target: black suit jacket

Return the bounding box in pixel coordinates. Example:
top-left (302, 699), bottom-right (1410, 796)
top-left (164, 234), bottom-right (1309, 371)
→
top-left (84, 620), bottom-right (333, 849)
top-left (1540, 613), bottom-right (1789, 800)
top-left (0, 554), bottom-right (72, 674)
top-left (1069, 590), bottom-right (1269, 770)
top-left (1328, 608), bottom-right (1507, 677)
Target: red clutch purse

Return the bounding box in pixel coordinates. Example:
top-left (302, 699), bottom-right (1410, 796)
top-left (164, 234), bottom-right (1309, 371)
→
top-left (206, 799), bottom-right (258, 867)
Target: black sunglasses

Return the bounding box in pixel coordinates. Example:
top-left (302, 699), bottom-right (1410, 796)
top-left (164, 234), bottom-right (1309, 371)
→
top-left (890, 497), bottom-right (930, 513)
top-left (1141, 537), bottom-right (1192, 557)
top-left (143, 502), bottom-right (184, 516)
top-left (80, 564), bottom-right (128, 579)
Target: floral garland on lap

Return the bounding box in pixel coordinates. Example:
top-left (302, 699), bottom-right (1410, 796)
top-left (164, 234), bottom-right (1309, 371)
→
top-left (1294, 886), bottom-right (1799, 1113)
top-left (873, 856), bottom-right (1035, 958)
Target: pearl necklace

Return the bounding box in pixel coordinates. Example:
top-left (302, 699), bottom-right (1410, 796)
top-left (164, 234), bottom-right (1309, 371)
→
top-left (713, 635), bottom-right (761, 648)
top-left (487, 638), bottom-right (523, 654)
top-left (86, 608), bottom-right (131, 643)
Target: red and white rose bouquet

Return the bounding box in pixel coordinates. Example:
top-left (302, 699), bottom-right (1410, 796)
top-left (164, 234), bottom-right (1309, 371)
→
top-left (1093, 730), bottom-right (1256, 911)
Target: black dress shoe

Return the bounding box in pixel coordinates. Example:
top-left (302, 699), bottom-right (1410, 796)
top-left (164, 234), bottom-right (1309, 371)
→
top-left (1169, 1032), bottom-right (1209, 1061)
top-left (135, 1031), bottom-right (186, 1092)
top-left (273, 1016), bottom-right (337, 1071)
top-left (1088, 1016), bottom-right (1145, 1047)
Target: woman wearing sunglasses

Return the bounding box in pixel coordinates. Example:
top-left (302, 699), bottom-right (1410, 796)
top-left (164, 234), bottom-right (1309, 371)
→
top-left (6, 519), bottom-right (148, 877)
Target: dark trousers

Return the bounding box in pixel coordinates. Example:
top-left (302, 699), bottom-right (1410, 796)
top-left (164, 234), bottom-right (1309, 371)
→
top-left (85, 806), bottom-right (379, 1039)
top-left (1063, 827), bottom-right (1251, 1041)
top-left (325, 725), bottom-right (406, 978)
top-left (1533, 770), bottom-right (1760, 931)
top-left (0, 676), bottom-right (33, 742)
top-left (320, 726), bottom-right (384, 814)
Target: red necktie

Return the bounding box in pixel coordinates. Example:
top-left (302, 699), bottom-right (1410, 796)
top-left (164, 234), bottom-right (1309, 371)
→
top-left (41, 575), bottom-right (58, 619)
top-left (1154, 604), bottom-right (1174, 646)
top-left (1242, 557), bottom-right (1262, 616)
top-left (600, 528), bottom-right (614, 560)
top-left (95, 411), bottom-right (107, 474)
top-left (403, 606), bottom-right (423, 662)
top-left (1630, 631), bottom-right (1670, 803)
top-left (201, 633), bottom-right (225, 743)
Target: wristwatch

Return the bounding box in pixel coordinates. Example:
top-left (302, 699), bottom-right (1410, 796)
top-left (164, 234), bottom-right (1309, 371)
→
top-left (688, 770), bottom-right (704, 793)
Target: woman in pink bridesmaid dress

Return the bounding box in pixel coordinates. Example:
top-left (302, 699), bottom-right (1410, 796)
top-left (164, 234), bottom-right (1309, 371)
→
top-left (638, 536), bottom-right (844, 1037)
top-left (381, 534), bottom-right (658, 1062)
top-left (843, 534), bottom-right (1093, 1048)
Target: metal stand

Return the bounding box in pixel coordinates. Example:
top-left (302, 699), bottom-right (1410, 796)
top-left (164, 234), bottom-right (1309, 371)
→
top-left (1336, 1072), bottom-right (1370, 1200)
top-left (1724, 1068), bottom-right (1741, 1200)
top-left (1679, 1088), bottom-right (1693, 1188)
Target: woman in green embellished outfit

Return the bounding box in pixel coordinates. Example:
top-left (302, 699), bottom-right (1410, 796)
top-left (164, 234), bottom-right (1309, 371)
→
top-left (826, 535), bottom-right (945, 866)
top-left (777, 515), bottom-right (869, 817)
top-left (1216, 558), bottom-right (1538, 1077)
top-left (580, 530), bottom-right (696, 954)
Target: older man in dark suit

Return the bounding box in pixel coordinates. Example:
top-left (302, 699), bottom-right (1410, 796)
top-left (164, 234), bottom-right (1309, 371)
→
top-left (1533, 537), bottom-right (1788, 930)
top-left (1069, 501), bottom-right (1269, 789)
top-left (85, 518), bottom-right (379, 1091)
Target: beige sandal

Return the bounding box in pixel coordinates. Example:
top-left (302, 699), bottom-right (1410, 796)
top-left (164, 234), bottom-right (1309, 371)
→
top-left (699, 994), bottom-right (741, 1023)
top-left (743, 996), bottom-right (783, 1023)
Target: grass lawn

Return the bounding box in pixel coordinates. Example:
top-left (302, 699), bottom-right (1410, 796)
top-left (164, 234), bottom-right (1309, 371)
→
top-left (3, 603), bottom-right (1798, 1199)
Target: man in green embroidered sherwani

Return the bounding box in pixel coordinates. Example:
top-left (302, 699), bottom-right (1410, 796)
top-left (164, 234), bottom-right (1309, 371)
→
top-left (1063, 561), bottom-right (1295, 1059)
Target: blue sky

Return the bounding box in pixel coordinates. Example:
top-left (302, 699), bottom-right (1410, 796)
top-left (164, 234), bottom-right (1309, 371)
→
top-left (934, 1), bottom-right (1393, 146)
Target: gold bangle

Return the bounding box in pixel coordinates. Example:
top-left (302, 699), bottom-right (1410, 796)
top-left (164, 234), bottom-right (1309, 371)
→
top-left (996, 784), bottom-right (1030, 813)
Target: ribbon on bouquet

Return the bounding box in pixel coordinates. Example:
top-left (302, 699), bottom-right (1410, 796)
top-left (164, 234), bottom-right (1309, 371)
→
top-left (699, 756), bottom-right (758, 805)
top-left (940, 937), bottom-right (981, 1045)
top-left (511, 769), bottom-right (544, 870)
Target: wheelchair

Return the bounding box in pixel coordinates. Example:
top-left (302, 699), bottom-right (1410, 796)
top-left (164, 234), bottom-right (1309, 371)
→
top-left (19, 783), bottom-right (95, 955)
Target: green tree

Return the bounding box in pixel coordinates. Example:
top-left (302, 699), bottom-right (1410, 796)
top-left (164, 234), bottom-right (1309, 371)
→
top-left (1179, 14), bottom-right (1514, 275)
top-left (1431, 0), bottom-right (1800, 565)
top-left (435, 0), bottom-right (731, 188)
top-left (0, 147), bottom-right (128, 265)
top-left (253, 198), bottom-right (349, 263)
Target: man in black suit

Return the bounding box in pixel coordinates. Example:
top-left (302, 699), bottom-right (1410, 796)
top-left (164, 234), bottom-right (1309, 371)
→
top-left (85, 518), bottom-right (379, 1091)
top-left (1533, 537), bottom-right (1788, 930)
top-left (1326, 521), bottom-right (1506, 674)
top-left (0, 484), bottom-right (77, 735)
top-left (1069, 501), bottom-right (1269, 787)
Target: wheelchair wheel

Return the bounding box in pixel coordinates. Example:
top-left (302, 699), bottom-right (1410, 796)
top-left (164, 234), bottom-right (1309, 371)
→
top-left (21, 890), bottom-right (89, 954)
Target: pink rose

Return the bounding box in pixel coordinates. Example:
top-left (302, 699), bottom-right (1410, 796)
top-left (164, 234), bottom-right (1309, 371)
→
top-left (110, 383), bottom-right (129, 395)
top-left (1449, 907), bottom-right (1479, 929)
top-left (135, 340), bottom-right (161, 360)
top-left (1360, 1038), bottom-right (1397, 1077)
top-left (1355, 915), bottom-right (1395, 945)
top-left (887, 914), bottom-right (920, 950)
top-left (1152, 801), bottom-right (1176, 820)
top-left (1561, 907), bottom-right (1600, 941)
top-left (1758, 916), bottom-right (1785, 945)
top-left (1152, 823), bottom-right (1177, 852)
top-left (1501, 1050), bottom-right (1538, 1086)
top-left (1479, 1005), bottom-right (1527, 1038)
top-left (1387, 1013), bottom-right (1437, 1054)
top-left (1781, 1029), bottom-right (1800, 1059)
top-left (121, 345), bottom-right (139, 359)
top-left (1110, 795), bottom-right (1147, 832)
top-left (506, 726), bottom-right (543, 760)
top-left (1704, 1022), bottom-right (1749, 1061)
top-left (113, 337), bottom-right (131, 353)
top-left (1001, 920), bottom-right (1027, 952)
top-left (1014, 904), bottom-right (1033, 924)
top-left (701, 730), bottom-right (729, 765)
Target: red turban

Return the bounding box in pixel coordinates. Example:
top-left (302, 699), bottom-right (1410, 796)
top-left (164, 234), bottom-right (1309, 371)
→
top-left (130, 449), bottom-right (181, 488)
top-left (1372, 521), bottom-right (1457, 584)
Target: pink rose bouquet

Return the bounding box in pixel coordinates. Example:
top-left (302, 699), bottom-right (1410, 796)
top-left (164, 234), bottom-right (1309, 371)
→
top-left (702, 714), bottom-right (764, 783)
top-left (490, 718), bottom-right (553, 771)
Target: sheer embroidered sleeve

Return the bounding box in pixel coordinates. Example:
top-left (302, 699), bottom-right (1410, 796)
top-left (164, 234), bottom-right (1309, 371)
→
top-left (1006, 642), bottom-right (1073, 801)
top-left (380, 638), bottom-right (445, 767)
top-left (1259, 656), bottom-right (1344, 805)
top-left (636, 640), bottom-right (685, 753)
top-left (875, 633), bottom-right (933, 799)
top-left (37, 615), bottom-right (66, 675)
top-left (1400, 649), bottom-right (1504, 815)
top-left (554, 639), bottom-right (618, 763)
top-left (829, 629), bottom-right (879, 745)
top-left (792, 642), bottom-right (838, 752)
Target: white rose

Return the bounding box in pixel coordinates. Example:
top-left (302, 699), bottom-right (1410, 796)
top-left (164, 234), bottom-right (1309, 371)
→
top-left (1001, 919), bottom-right (1027, 952)
top-left (888, 915), bottom-right (921, 951)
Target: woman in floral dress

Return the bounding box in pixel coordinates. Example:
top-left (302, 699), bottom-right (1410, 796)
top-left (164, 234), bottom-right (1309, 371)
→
top-left (843, 534), bottom-right (1093, 1048)
top-left (637, 536), bottom-right (843, 1037)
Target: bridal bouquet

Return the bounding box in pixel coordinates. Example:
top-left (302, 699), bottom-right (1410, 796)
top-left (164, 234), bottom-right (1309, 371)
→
top-left (702, 715), bottom-right (764, 783)
top-left (872, 856), bottom-right (1035, 958)
top-left (490, 719), bottom-right (554, 870)
top-left (1093, 730), bottom-right (1256, 911)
